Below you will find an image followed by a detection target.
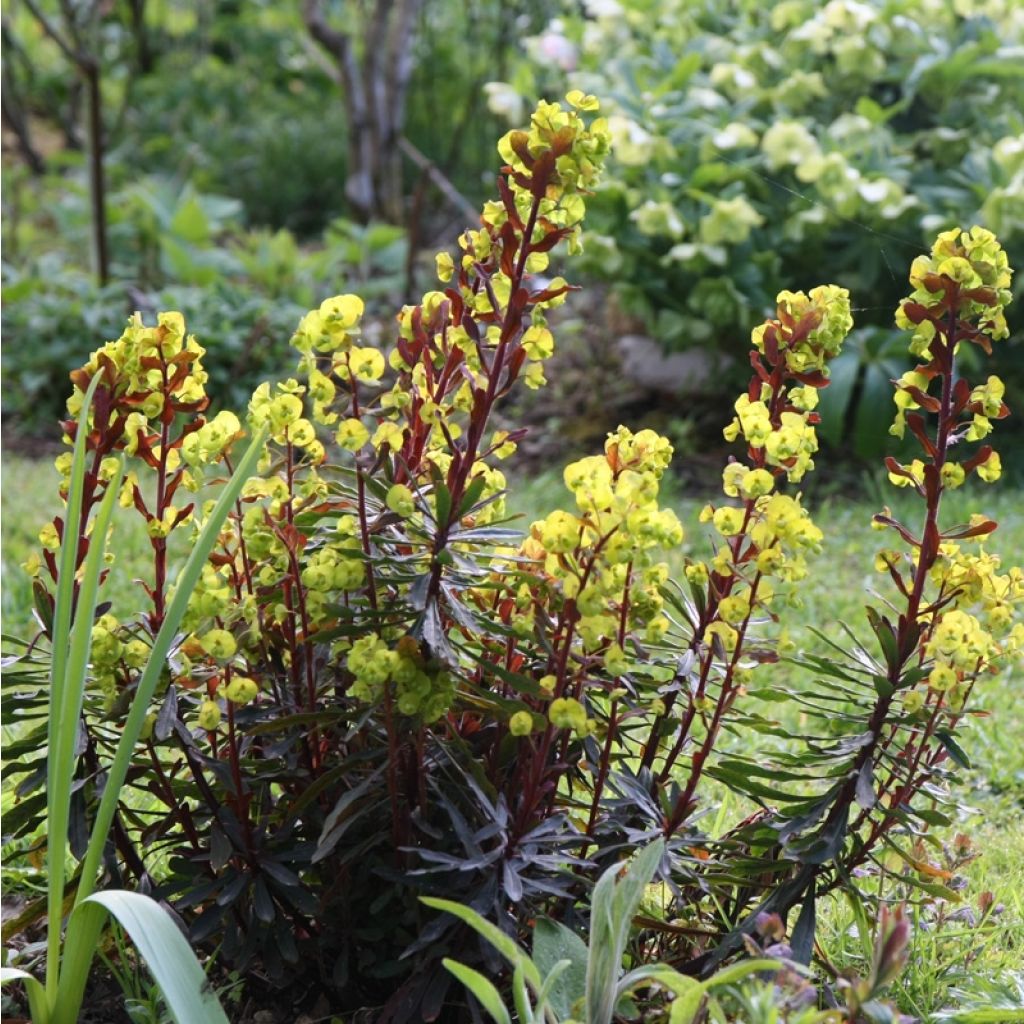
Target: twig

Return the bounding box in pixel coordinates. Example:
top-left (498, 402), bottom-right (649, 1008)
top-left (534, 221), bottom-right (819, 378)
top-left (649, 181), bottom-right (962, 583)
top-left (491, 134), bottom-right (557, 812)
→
top-left (398, 136), bottom-right (479, 223)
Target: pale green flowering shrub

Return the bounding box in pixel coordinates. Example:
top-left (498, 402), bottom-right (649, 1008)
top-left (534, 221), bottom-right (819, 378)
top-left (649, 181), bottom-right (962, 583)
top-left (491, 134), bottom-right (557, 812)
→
top-left (491, 0), bottom-right (1024, 455)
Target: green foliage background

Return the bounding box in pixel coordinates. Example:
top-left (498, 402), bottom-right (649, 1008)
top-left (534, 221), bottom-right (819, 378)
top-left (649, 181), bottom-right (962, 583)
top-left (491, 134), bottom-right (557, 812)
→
top-left (492, 0), bottom-right (1024, 458)
top-left (4, 0), bottom-right (1024, 462)
top-left (1, 0), bottom-right (537, 436)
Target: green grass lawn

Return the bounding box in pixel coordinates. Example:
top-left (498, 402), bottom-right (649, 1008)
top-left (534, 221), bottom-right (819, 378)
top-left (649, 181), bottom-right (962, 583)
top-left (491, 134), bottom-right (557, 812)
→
top-left (1, 453), bottom-right (190, 641)
top-left (3, 452), bottom-right (1023, 1018)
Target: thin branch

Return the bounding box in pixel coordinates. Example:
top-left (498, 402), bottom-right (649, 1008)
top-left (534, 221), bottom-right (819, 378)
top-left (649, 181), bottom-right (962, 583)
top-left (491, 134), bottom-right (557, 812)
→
top-left (21, 0), bottom-right (80, 66)
top-left (398, 137), bottom-right (479, 223)
top-left (302, 0), bottom-right (359, 101)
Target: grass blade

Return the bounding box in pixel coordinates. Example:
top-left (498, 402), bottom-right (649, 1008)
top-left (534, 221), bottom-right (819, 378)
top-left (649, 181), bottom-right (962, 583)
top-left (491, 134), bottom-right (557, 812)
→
top-left (44, 372), bottom-right (103, 1008)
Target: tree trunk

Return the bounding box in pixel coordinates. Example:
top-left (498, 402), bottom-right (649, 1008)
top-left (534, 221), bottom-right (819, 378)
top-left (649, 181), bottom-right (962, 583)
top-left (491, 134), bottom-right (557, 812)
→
top-left (127, 0), bottom-right (153, 75)
top-left (84, 60), bottom-right (109, 285)
top-left (2, 19), bottom-right (48, 173)
top-left (1, 84), bottom-right (45, 175)
top-left (22, 0), bottom-right (110, 282)
top-left (303, 0), bottom-right (424, 224)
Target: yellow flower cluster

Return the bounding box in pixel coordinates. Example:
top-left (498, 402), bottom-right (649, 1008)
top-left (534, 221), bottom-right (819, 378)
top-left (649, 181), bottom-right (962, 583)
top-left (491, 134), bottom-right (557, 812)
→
top-left (891, 371), bottom-right (1009, 464)
top-left (87, 602), bottom-right (268, 730)
top-left (292, 294), bottom-right (512, 528)
top-left (67, 311), bottom-right (207, 418)
top-left (42, 312), bottom-right (290, 733)
top-left (930, 541), bottom-right (1024, 631)
top-left (346, 635), bottom-right (454, 722)
top-left (496, 91), bottom-right (611, 256)
top-left (191, 662), bottom-right (264, 731)
top-left (750, 284), bottom-right (853, 374)
top-left (291, 294), bottom-right (365, 363)
top-left (287, 293), bottom-right (420, 480)
top-left (896, 226), bottom-right (1013, 355)
top-left (724, 397), bottom-right (821, 482)
top-left (248, 379), bottom-right (321, 459)
top-left (698, 490), bottom-right (823, 590)
top-left (85, 613), bottom-right (149, 705)
top-left (926, 609), bottom-right (997, 677)
top-left (891, 231), bottom-right (1013, 483)
top-left (181, 411), bottom-right (243, 472)
top-left (301, 542), bottom-right (366, 597)
top-left (187, 563), bottom-right (237, 621)
top-left (521, 426), bottom-right (683, 653)
top-left (724, 287), bottom-right (853, 482)
top-left (662, 289), bottom-right (849, 697)
top-left (60, 311), bottom-right (226, 501)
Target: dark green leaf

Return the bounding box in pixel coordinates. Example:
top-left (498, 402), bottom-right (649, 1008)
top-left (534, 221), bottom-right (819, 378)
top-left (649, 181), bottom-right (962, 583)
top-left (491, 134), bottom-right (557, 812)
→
top-left (155, 685), bottom-right (178, 742)
top-left (791, 891), bottom-right (816, 965)
top-left (433, 481), bottom-right (452, 529)
top-left (456, 475), bottom-right (488, 519)
top-left (934, 729), bottom-right (971, 769)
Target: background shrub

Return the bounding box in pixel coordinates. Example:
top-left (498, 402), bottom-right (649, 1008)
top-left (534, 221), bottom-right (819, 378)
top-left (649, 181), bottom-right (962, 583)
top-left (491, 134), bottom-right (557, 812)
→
top-left (491, 0), bottom-right (1024, 456)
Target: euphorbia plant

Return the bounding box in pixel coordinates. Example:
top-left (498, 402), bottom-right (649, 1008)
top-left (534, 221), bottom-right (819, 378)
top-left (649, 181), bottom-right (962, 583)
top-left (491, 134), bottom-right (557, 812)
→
top-left (7, 92), bottom-right (622, 1009)
top-left (694, 226), bottom-right (1021, 973)
top-left (455, 279), bottom-right (853, 868)
top-left (4, 74), bottom-right (1021, 1020)
top-left (644, 285), bottom-right (852, 813)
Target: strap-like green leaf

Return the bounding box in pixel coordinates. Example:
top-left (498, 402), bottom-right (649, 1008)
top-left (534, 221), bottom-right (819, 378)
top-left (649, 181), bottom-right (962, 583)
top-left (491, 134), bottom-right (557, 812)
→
top-left (58, 892), bottom-right (228, 1024)
top-left (1, 965), bottom-right (48, 1021)
top-left (704, 958), bottom-right (784, 988)
top-left (45, 372), bottom-right (103, 1006)
top-left (421, 897), bottom-right (542, 990)
top-left (48, 456), bottom-right (123, 988)
top-left (74, 424), bottom-right (269, 906)
top-left (54, 426), bottom-right (268, 1022)
top-left (442, 959), bottom-right (511, 1024)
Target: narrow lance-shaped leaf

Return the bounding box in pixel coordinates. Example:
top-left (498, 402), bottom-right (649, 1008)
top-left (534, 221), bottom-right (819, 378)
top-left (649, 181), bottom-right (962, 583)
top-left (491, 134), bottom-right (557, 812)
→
top-left (421, 897), bottom-right (543, 991)
top-left (441, 959), bottom-right (511, 1024)
top-left (47, 453), bottom-right (123, 1009)
top-left (45, 372), bottom-right (103, 1007)
top-left (587, 839), bottom-right (664, 1024)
